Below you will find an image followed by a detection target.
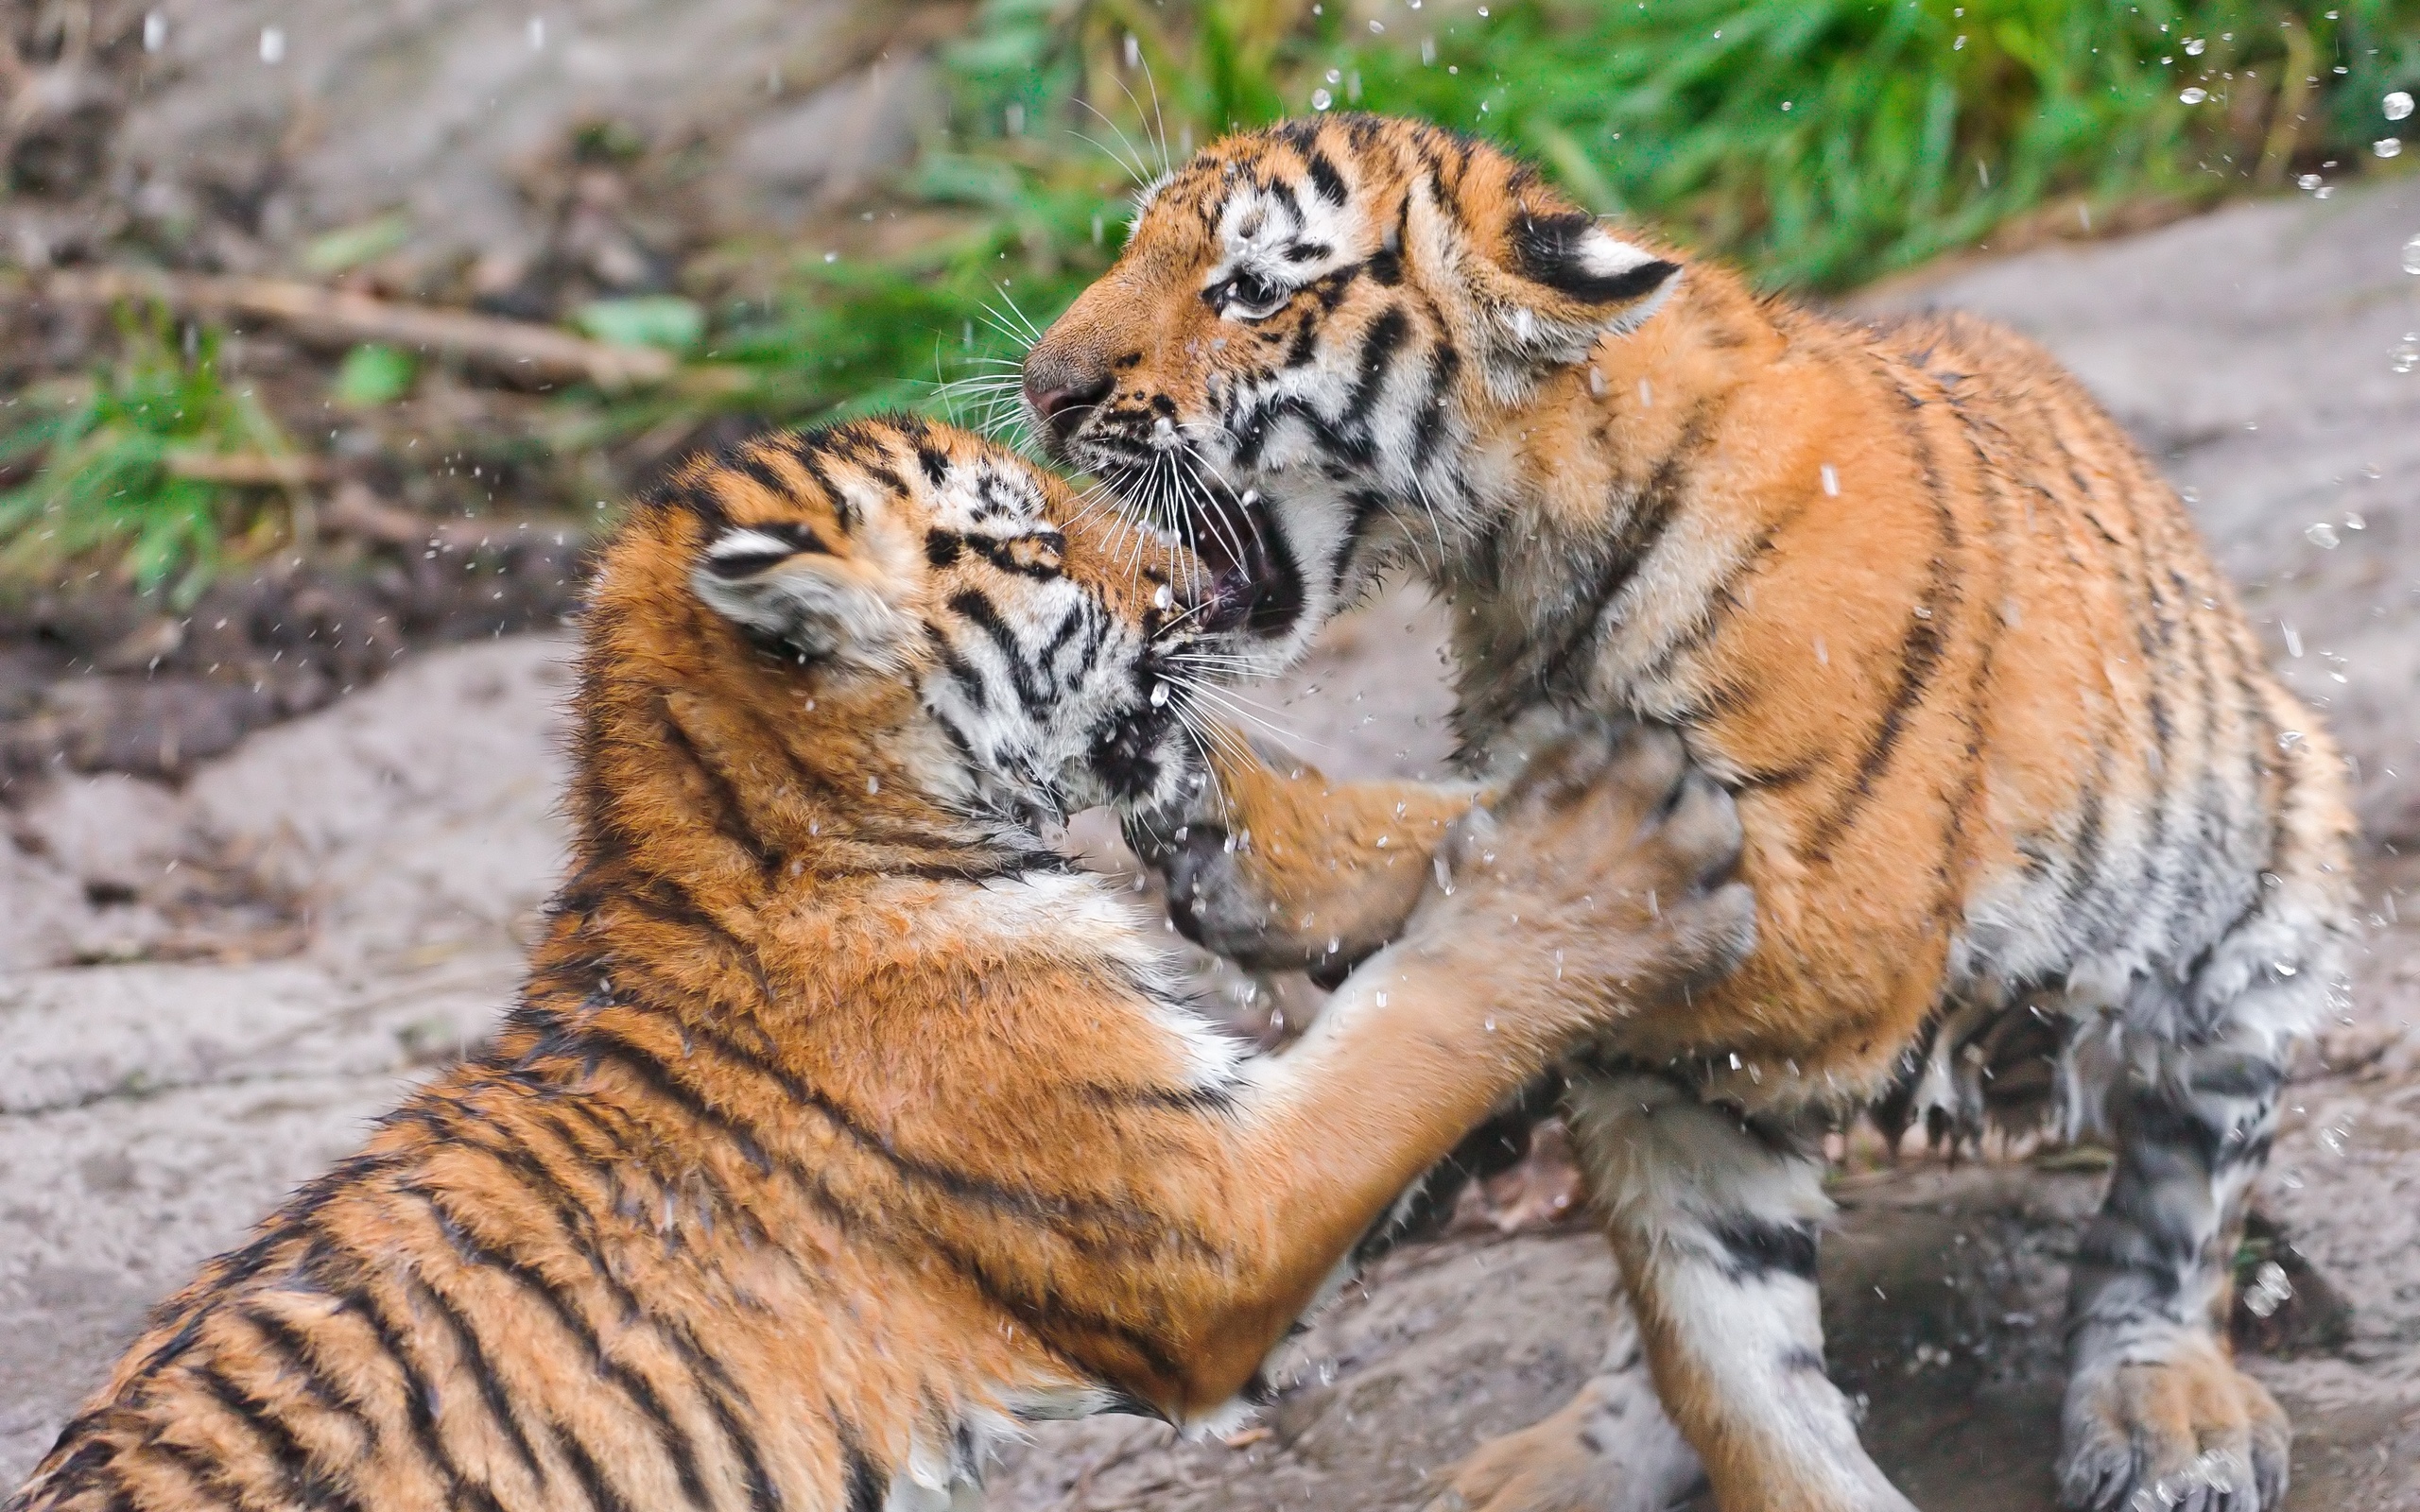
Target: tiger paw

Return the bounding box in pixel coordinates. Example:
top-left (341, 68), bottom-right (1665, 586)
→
top-left (1422, 1373), bottom-right (1703, 1512)
top-left (1409, 719), bottom-right (1756, 1024)
top-left (2057, 1342), bottom-right (2290, 1512)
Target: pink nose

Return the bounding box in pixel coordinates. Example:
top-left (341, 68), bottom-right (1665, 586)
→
top-left (1022, 355), bottom-right (1113, 449)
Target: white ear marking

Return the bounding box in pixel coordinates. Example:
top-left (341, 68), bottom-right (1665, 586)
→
top-left (691, 554), bottom-right (911, 672)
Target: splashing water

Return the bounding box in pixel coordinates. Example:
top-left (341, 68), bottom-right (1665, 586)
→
top-left (2378, 139), bottom-right (2406, 160)
top-left (2388, 91), bottom-right (2415, 123)
top-left (2180, 87), bottom-right (2209, 105)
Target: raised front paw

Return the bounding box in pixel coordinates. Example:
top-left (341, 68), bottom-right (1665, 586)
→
top-left (1416, 718), bottom-right (1755, 1019)
top-left (1128, 767), bottom-right (1471, 978)
top-left (2058, 1343), bottom-right (2290, 1512)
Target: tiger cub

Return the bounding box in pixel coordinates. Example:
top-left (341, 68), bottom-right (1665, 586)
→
top-left (1021, 115), bottom-right (2355, 1512)
top-left (7, 417), bottom-right (1755, 1512)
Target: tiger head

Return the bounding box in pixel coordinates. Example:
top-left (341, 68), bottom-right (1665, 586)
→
top-left (1021, 114), bottom-right (1681, 671)
top-left (582, 418), bottom-right (1243, 855)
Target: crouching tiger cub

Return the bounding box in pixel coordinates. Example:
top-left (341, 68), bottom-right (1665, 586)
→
top-left (8, 417), bottom-right (1756, 1512)
top-left (1021, 116), bottom-right (2356, 1512)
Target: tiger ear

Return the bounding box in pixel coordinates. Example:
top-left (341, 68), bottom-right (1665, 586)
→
top-left (1479, 210), bottom-right (1680, 387)
top-left (691, 524), bottom-right (915, 671)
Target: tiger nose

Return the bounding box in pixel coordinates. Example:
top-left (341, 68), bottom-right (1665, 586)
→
top-left (1022, 350), bottom-right (1114, 451)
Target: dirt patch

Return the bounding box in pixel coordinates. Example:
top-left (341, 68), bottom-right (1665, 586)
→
top-left (0, 517), bottom-right (585, 792)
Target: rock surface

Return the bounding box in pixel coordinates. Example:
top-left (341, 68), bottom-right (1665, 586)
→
top-left (4, 180), bottom-right (2418, 1506)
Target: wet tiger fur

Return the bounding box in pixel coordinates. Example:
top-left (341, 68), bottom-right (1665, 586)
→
top-left (1020, 115), bottom-right (2356, 1512)
top-left (7, 416), bottom-right (1758, 1512)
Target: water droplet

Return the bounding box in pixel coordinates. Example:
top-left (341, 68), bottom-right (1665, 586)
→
top-left (1820, 463), bottom-right (1840, 496)
top-left (142, 9), bottom-right (165, 49)
top-left (2277, 730), bottom-right (2305, 750)
top-left (2297, 172), bottom-right (2323, 191)
top-left (259, 25), bottom-right (285, 62)
top-left (1150, 681), bottom-right (1170, 707)
top-left (2179, 86), bottom-right (2208, 105)
top-left (2306, 522), bottom-right (2341, 549)
top-left (1310, 88), bottom-right (1333, 111)
top-left (2388, 334), bottom-right (2417, 373)
top-left (2241, 1261), bottom-right (2293, 1317)
top-left (1151, 582), bottom-right (1172, 609)
top-left (1587, 365), bottom-right (1606, 397)
top-left (527, 15), bottom-right (545, 50)
top-left (2184, 36), bottom-right (2205, 55)
top-left (2388, 91), bottom-right (2415, 122)
top-left (866, 774), bottom-right (881, 794)
top-left (2405, 234), bottom-right (2420, 275)
top-left (1482, 1014), bottom-right (1495, 1032)
top-left (1374, 991), bottom-right (1389, 1007)
top-left (2377, 138), bottom-right (2405, 160)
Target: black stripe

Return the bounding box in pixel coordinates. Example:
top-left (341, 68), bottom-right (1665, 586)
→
top-left (557, 1429), bottom-right (637, 1512)
top-left (1707, 1217), bottom-right (1820, 1281)
top-left (652, 706), bottom-right (783, 877)
top-left (1804, 392), bottom-right (1962, 856)
top-left (841, 1426), bottom-right (886, 1512)
top-left (401, 1270), bottom-right (550, 1491)
top-left (1305, 148), bottom-right (1349, 206)
top-left (946, 589), bottom-right (1053, 714)
top-left (1523, 406), bottom-right (1713, 702)
top-left (407, 1188), bottom-right (716, 1512)
top-left (1511, 211), bottom-right (1678, 304)
top-left (297, 1244), bottom-right (493, 1512)
top-left (240, 1306), bottom-right (385, 1453)
top-left (195, 1363), bottom-right (369, 1512)
top-left (730, 453), bottom-right (804, 509)
top-left (402, 1098), bottom-right (788, 1512)
top-left (546, 1005), bottom-right (1200, 1382)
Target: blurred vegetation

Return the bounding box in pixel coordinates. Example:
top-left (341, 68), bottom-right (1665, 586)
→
top-left (6, 0), bottom-right (2415, 596)
top-left (679, 0), bottom-right (2420, 437)
top-left (0, 309), bottom-right (298, 609)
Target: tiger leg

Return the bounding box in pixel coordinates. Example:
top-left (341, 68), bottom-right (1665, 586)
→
top-left (2054, 1018), bottom-right (2294, 1512)
top-left (1426, 1298), bottom-right (1704, 1512)
top-left (1549, 1071), bottom-right (1916, 1512)
top-left (1127, 729), bottom-right (1477, 978)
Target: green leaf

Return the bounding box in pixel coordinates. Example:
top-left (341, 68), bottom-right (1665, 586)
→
top-left (575, 296), bottom-right (707, 354)
top-left (334, 343), bottom-right (417, 407)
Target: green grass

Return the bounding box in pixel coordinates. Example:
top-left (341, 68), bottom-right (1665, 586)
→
top-left (0, 309), bottom-right (298, 609)
top-left (666, 0), bottom-right (2417, 437)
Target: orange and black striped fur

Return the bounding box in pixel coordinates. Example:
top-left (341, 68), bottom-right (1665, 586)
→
top-left (1022, 116), bottom-right (2356, 1512)
top-left (7, 417), bottom-right (1758, 1512)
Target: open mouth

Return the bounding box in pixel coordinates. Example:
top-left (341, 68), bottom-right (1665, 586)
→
top-left (1167, 478), bottom-right (1304, 640)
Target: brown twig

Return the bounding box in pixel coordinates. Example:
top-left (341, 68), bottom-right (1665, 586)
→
top-left (29, 268), bottom-right (677, 390)
top-left (163, 451), bottom-right (333, 486)
top-left (320, 481), bottom-right (561, 555)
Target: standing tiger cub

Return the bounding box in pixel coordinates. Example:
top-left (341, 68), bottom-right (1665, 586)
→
top-left (1022, 115), bottom-right (2356, 1512)
top-left (7, 418), bottom-right (1757, 1512)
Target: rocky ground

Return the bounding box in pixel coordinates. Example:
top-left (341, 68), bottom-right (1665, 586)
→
top-left (4, 178), bottom-right (2417, 1508)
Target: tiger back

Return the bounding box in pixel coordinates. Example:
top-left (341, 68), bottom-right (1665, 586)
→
top-left (8, 415), bottom-right (1754, 1512)
top-left (1022, 115), bottom-right (2355, 1512)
